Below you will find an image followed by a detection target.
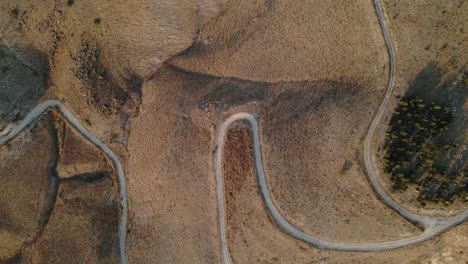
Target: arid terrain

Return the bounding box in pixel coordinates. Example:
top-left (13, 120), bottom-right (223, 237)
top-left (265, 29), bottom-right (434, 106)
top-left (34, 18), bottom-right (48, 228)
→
top-left (373, 0), bottom-right (467, 215)
top-left (1, 0), bottom-right (466, 263)
top-left (224, 126), bottom-right (467, 263)
top-left (1, 112), bottom-right (120, 263)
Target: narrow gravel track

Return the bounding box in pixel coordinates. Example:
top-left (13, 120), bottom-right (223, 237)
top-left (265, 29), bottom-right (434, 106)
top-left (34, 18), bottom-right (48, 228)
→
top-left (1, 1), bottom-right (466, 264)
top-left (365, 0), bottom-right (428, 228)
top-left (214, 1), bottom-right (468, 263)
top-left (0, 100), bottom-right (128, 264)
top-left (215, 114), bottom-right (468, 263)
top-left (367, 0), bottom-right (468, 230)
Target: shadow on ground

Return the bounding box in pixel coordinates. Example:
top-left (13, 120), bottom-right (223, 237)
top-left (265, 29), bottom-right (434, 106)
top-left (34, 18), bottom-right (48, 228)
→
top-left (0, 44), bottom-right (50, 126)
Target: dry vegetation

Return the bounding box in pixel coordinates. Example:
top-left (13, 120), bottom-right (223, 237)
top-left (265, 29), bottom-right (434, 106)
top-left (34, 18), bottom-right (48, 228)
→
top-left (170, 0), bottom-right (388, 83)
top-left (0, 0), bottom-right (466, 263)
top-left (0, 117), bottom-right (51, 260)
top-left (372, 0), bottom-right (468, 215)
top-left (259, 80), bottom-right (420, 243)
top-left (223, 126), bottom-right (467, 263)
top-left (383, 96), bottom-right (466, 207)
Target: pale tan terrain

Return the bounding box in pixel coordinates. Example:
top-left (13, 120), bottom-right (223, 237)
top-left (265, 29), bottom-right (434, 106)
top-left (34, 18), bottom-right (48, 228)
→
top-left (0, 0), bottom-right (466, 263)
top-left (1, 0), bottom-right (224, 146)
top-left (170, 0), bottom-right (388, 83)
top-left (0, 118), bottom-right (51, 260)
top-left (126, 67), bottom-right (219, 263)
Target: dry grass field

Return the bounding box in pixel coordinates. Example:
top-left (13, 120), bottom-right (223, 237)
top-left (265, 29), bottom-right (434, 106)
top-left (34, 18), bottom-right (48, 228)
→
top-left (224, 126), bottom-right (467, 263)
top-left (0, 0), bottom-right (466, 263)
top-left (0, 118), bottom-right (51, 260)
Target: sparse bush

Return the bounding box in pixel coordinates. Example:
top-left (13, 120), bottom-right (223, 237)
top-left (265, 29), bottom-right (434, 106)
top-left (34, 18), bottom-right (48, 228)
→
top-left (342, 160), bottom-right (353, 172)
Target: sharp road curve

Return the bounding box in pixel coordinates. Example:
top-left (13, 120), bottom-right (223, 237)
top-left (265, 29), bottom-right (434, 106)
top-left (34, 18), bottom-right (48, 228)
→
top-left (1, 1), bottom-right (466, 264)
top-left (214, 0), bottom-right (467, 263)
top-left (215, 114), bottom-right (468, 263)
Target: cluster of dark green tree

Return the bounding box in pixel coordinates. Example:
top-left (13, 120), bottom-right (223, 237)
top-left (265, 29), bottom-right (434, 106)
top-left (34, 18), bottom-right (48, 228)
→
top-left (383, 96), bottom-right (467, 206)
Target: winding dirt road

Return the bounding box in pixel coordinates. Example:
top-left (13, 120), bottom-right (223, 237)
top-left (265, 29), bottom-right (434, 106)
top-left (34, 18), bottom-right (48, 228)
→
top-left (214, 0), bottom-right (468, 263)
top-left (1, 1), bottom-right (466, 264)
top-left (0, 100), bottom-right (128, 264)
top-left (215, 113), bottom-right (468, 263)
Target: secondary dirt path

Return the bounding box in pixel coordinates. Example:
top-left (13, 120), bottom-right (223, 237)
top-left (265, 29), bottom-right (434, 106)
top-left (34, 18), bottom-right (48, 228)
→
top-left (0, 100), bottom-right (128, 264)
top-left (214, 0), bottom-right (468, 263)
